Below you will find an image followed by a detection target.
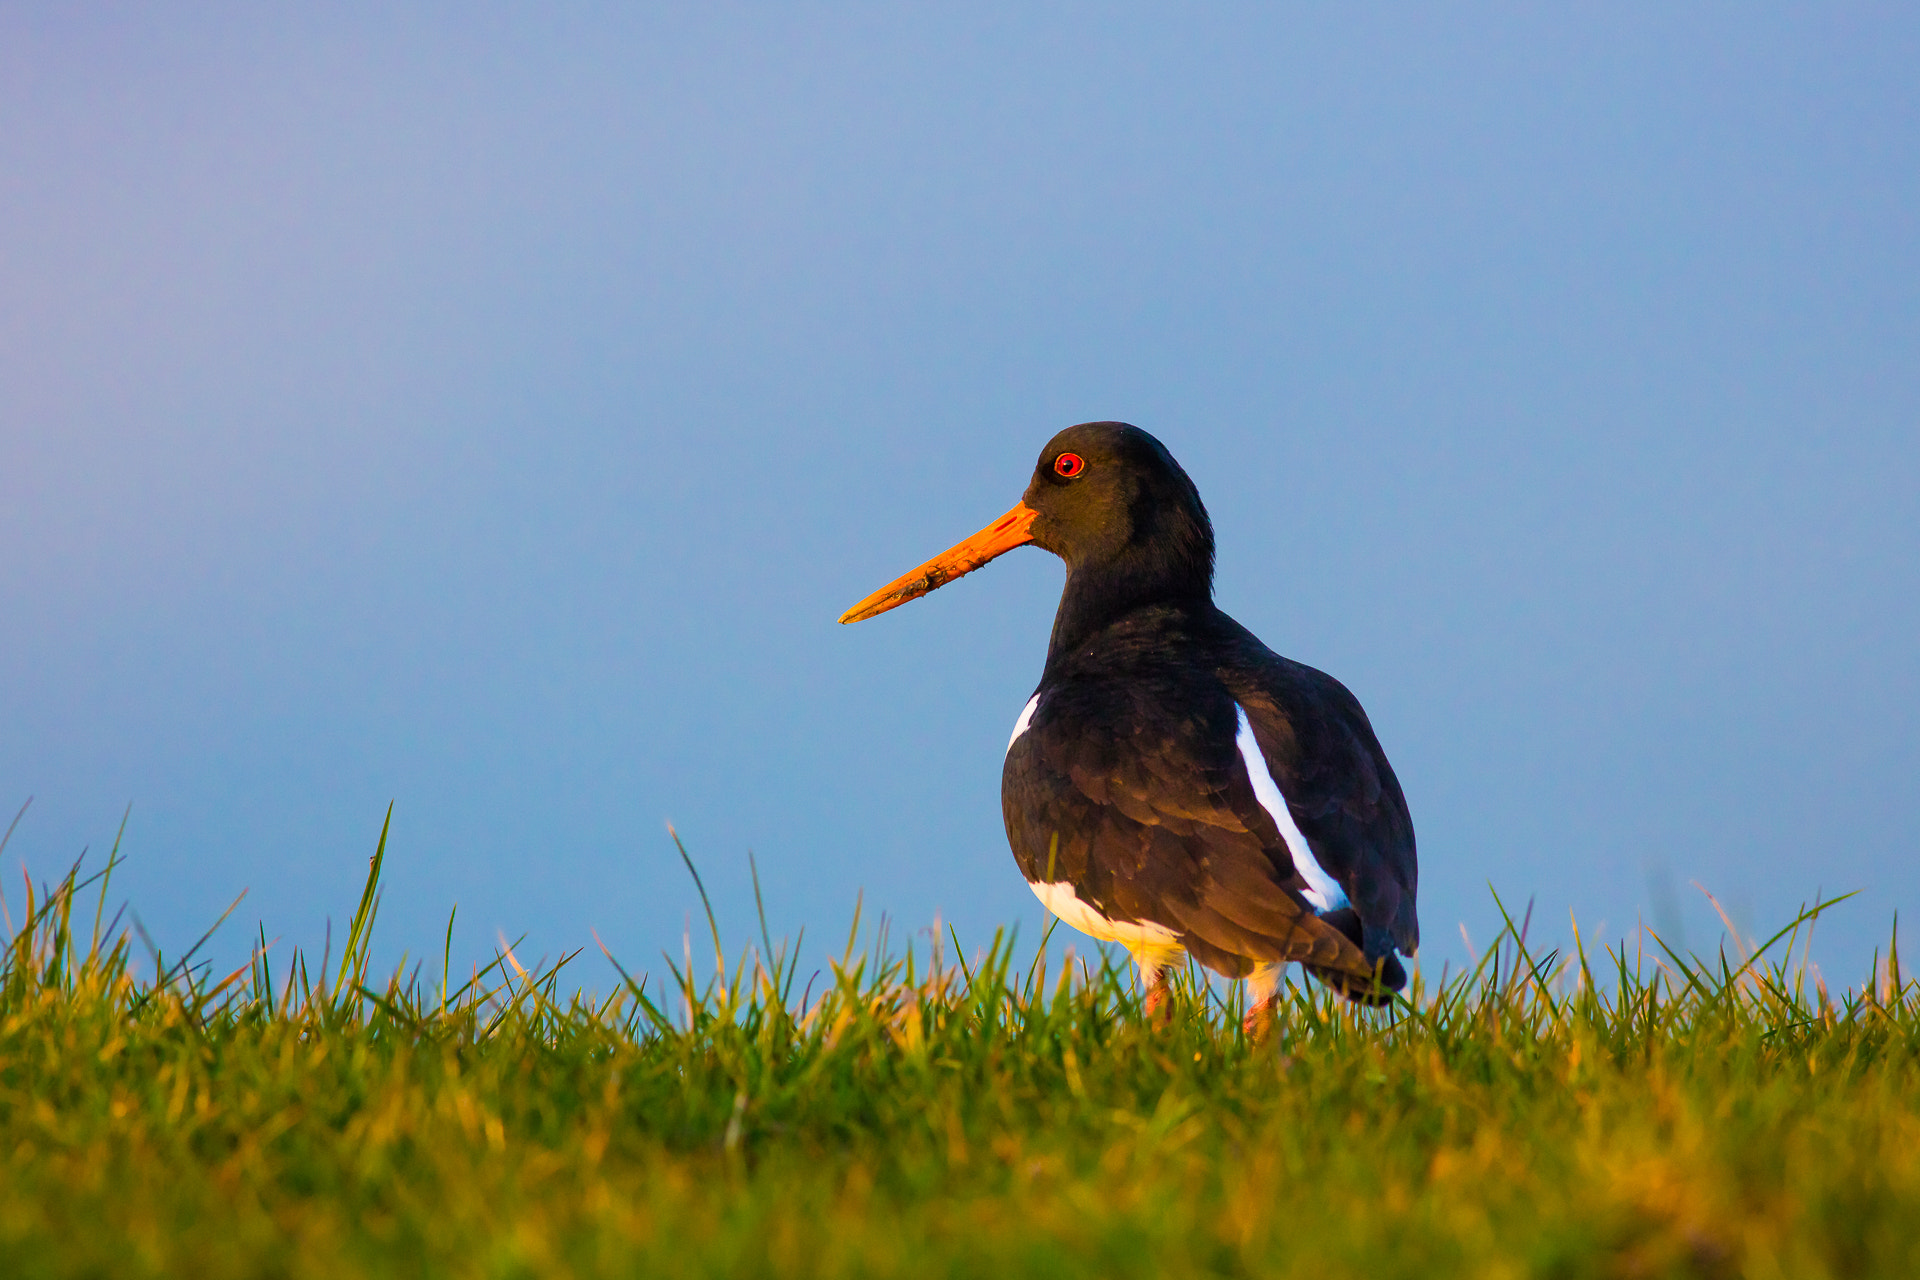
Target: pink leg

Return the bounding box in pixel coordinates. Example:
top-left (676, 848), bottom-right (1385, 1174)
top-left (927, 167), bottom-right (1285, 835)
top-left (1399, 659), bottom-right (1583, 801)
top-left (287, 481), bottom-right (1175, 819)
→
top-left (1142, 968), bottom-right (1173, 1026)
top-left (1242, 964), bottom-right (1283, 1039)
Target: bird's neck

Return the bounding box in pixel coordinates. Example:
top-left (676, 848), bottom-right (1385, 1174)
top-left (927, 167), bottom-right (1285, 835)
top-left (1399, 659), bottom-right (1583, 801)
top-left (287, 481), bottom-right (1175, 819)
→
top-left (1044, 561), bottom-right (1213, 668)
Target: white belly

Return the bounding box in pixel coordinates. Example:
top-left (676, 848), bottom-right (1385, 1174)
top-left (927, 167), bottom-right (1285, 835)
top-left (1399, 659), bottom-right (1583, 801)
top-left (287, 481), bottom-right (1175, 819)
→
top-left (1028, 878), bottom-right (1181, 949)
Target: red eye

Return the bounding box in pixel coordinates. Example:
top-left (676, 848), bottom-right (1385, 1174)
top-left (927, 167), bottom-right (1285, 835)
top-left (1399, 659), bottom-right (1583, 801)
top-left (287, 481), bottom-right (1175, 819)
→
top-left (1054, 452), bottom-right (1085, 478)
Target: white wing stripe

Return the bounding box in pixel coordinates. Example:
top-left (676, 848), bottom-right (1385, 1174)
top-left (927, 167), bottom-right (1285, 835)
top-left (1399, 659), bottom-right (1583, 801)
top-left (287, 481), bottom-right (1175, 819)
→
top-left (1234, 703), bottom-right (1350, 912)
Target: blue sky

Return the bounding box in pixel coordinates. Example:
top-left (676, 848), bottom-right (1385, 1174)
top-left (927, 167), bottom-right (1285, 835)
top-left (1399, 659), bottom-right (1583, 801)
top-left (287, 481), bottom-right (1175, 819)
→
top-left (4, 4), bottom-right (1916, 991)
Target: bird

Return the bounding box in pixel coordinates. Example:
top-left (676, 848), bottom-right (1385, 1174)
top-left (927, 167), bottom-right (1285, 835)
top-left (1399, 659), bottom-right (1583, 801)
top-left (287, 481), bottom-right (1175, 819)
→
top-left (839, 422), bottom-right (1417, 1028)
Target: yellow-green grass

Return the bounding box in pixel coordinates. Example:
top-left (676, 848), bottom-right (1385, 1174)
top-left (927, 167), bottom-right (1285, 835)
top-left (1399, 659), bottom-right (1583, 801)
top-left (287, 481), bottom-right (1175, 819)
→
top-left (1, 817), bottom-right (1915, 1278)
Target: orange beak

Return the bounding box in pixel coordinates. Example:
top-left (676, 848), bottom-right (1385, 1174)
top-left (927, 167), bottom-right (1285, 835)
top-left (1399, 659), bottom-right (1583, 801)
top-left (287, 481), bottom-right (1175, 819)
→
top-left (839, 502), bottom-right (1039, 624)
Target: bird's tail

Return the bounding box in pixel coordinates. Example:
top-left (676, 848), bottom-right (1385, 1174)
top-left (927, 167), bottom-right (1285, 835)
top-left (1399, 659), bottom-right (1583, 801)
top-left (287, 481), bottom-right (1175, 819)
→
top-left (1301, 906), bottom-right (1406, 1006)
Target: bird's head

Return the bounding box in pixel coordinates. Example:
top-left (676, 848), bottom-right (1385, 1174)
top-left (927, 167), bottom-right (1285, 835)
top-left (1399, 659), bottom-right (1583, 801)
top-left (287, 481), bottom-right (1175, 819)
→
top-left (839, 421), bottom-right (1214, 625)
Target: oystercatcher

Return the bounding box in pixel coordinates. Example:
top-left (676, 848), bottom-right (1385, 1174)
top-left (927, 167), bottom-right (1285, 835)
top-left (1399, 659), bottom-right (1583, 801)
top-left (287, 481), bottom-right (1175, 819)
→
top-left (840, 422), bottom-right (1417, 1024)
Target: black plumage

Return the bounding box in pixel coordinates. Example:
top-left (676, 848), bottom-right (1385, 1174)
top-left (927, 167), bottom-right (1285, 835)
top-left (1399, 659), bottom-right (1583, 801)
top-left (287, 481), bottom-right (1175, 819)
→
top-left (842, 422), bottom-right (1417, 1014)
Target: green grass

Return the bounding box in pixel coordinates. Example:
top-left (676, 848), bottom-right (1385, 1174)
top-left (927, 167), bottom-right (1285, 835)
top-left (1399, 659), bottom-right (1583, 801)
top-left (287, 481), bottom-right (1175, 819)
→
top-left (2, 816), bottom-right (1917, 1278)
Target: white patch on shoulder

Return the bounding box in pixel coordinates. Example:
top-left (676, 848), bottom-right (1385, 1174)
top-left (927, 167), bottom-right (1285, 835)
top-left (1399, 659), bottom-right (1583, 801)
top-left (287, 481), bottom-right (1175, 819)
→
top-left (1006, 693), bottom-right (1042, 754)
top-left (1234, 703), bottom-right (1350, 913)
top-left (1029, 879), bottom-right (1181, 951)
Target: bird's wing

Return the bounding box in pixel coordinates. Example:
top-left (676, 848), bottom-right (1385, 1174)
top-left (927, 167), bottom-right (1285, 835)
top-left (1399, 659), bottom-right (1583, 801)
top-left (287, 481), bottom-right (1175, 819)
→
top-left (1219, 641), bottom-right (1420, 958)
top-left (1003, 671), bottom-right (1371, 978)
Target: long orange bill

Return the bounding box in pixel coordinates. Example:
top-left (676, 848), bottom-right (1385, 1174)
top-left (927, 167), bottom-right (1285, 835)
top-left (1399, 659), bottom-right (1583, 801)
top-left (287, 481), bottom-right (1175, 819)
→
top-left (839, 502), bottom-right (1038, 624)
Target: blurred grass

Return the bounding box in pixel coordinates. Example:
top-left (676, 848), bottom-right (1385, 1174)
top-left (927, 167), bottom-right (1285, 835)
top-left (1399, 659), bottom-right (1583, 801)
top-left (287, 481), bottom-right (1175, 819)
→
top-left (1, 814), bottom-right (1916, 1278)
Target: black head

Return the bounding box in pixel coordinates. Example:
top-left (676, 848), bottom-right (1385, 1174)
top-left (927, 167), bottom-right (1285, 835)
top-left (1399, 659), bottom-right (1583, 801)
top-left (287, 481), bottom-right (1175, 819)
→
top-left (837, 421), bottom-right (1215, 637)
top-left (1022, 422), bottom-right (1216, 601)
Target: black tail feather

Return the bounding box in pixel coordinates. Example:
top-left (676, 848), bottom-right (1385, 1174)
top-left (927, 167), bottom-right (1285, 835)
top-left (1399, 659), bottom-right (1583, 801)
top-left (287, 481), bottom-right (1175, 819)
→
top-left (1302, 906), bottom-right (1406, 1006)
